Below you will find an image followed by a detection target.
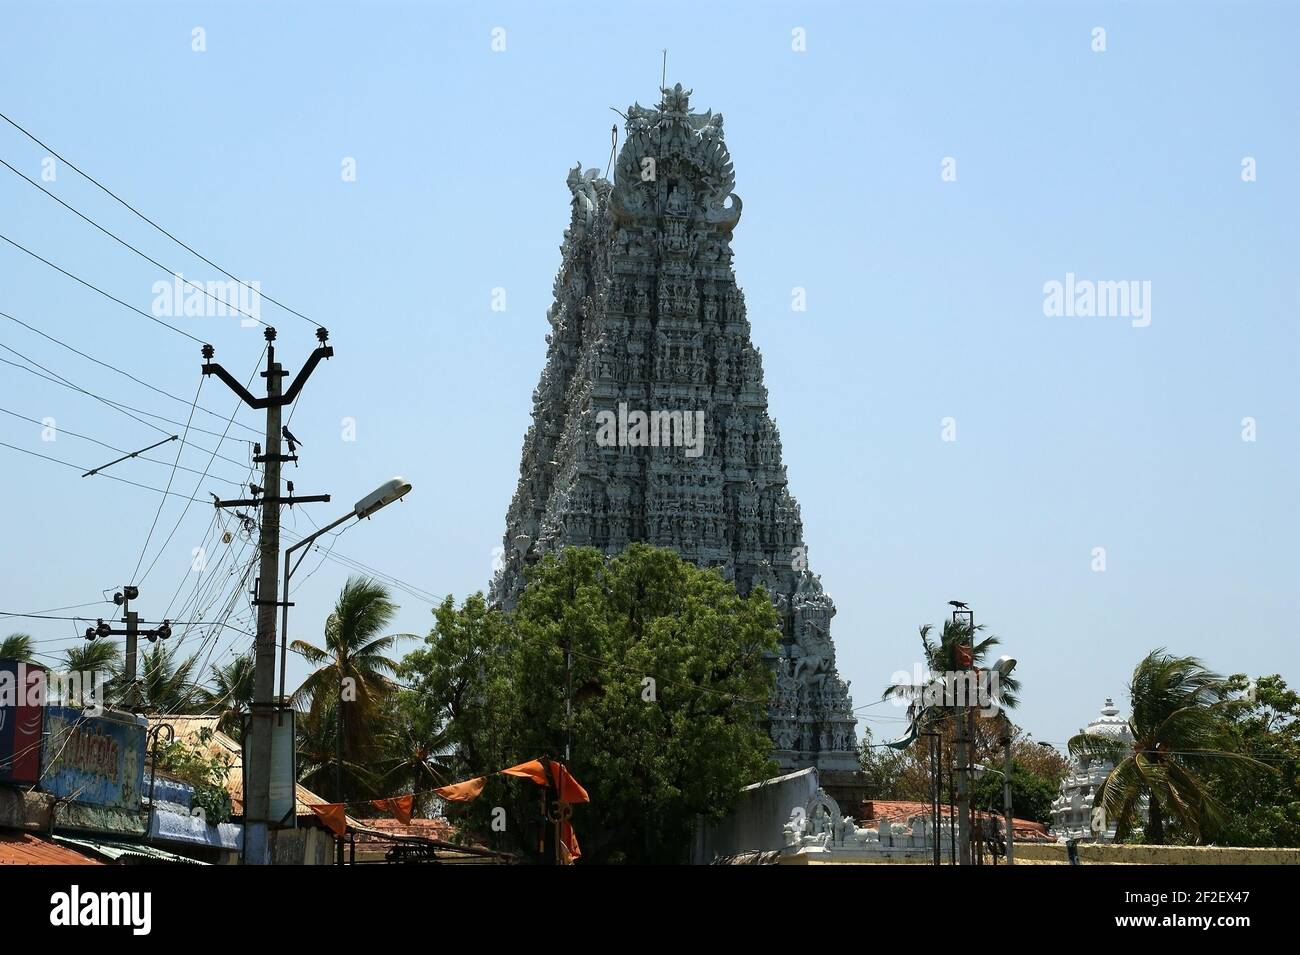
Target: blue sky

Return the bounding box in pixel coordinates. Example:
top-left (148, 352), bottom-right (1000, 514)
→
top-left (1, 0), bottom-right (1296, 751)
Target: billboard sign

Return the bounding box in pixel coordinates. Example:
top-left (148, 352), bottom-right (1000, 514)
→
top-left (0, 659), bottom-right (45, 785)
top-left (242, 709), bottom-right (297, 828)
top-left (41, 707), bottom-right (147, 811)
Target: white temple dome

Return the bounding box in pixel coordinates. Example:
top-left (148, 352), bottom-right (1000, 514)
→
top-left (1083, 698), bottom-right (1131, 742)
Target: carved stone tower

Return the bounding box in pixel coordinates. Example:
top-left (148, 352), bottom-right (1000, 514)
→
top-left (491, 84), bottom-right (859, 773)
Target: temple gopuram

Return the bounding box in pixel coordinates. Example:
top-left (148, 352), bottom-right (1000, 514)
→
top-left (491, 84), bottom-right (860, 781)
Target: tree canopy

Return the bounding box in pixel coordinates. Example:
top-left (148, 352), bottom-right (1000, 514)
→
top-left (397, 543), bottom-right (781, 863)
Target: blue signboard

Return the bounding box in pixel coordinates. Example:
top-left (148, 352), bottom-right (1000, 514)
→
top-left (41, 707), bottom-right (147, 811)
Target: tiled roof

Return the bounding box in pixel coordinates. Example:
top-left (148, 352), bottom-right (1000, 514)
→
top-left (860, 800), bottom-right (1054, 842)
top-left (0, 831), bottom-right (104, 865)
top-left (352, 817), bottom-right (457, 842)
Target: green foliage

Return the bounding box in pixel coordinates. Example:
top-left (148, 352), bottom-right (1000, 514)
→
top-left (398, 543), bottom-right (780, 863)
top-left (1202, 674), bottom-right (1300, 847)
top-left (1069, 649), bottom-right (1273, 845)
top-left (0, 633), bottom-right (35, 663)
top-left (972, 761), bottom-right (1059, 824)
top-left (155, 729), bottom-right (233, 825)
top-left (291, 576), bottom-right (410, 801)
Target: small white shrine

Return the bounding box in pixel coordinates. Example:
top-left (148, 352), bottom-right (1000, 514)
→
top-left (1049, 698), bottom-right (1134, 842)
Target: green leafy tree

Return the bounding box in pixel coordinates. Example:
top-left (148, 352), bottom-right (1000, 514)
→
top-left (291, 576), bottom-right (408, 801)
top-left (1201, 674), bottom-right (1300, 847)
top-left (154, 729), bottom-right (234, 824)
top-left (399, 544), bottom-right (780, 863)
top-left (1069, 649), bottom-right (1273, 844)
top-left (972, 760), bottom-right (1059, 824)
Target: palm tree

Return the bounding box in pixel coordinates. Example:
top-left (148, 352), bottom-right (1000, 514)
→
top-left (376, 704), bottom-right (457, 817)
top-left (63, 640), bottom-right (121, 674)
top-left (0, 632), bottom-right (35, 663)
top-left (61, 640), bottom-right (121, 707)
top-left (884, 620), bottom-right (1020, 729)
top-left (204, 653), bottom-right (256, 740)
top-left (291, 576), bottom-right (410, 801)
top-left (130, 641), bottom-right (201, 713)
top-left (1069, 649), bottom-right (1272, 844)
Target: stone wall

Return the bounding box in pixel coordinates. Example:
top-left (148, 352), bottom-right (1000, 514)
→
top-left (1014, 842), bottom-right (1300, 865)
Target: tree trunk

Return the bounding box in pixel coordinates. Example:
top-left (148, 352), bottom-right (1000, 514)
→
top-left (1147, 795), bottom-right (1165, 844)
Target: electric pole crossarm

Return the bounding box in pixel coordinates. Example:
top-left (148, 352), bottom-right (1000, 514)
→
top-left (214, 494), bottom-right (331, 508)
top-left (281, 344), bottom-right (334, 405)
top-left (201, 360), bottom-right (265, 408)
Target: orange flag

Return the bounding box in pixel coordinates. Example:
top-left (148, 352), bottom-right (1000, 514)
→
top-left (371, 795), bottom-right (414, 824)
top-left (550, 762), bottom-right (590, 804)
top-left (311, 803), bottom-right (348, 836)
top-left (500, 759), bottom-right (549, 786)
top-left (955, 644), bottom-right (973, 669)
top-left (559, 820), bottom-right (582, 864)
top-left (433, 777), bottom-right (487, 802)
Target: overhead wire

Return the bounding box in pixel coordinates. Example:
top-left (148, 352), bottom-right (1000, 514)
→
top-left (0, 108), bottom-right (320, 330)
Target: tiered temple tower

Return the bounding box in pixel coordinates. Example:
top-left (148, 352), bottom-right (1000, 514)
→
top-left (491, 84), bottom-right (859, 774)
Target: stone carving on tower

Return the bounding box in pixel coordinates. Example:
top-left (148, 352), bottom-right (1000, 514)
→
top-left (490, 84), bottom-right (859, 773)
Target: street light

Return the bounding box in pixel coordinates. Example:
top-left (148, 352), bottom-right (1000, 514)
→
top-left (279, 476), bottom-right (413, 704)
top-left (278, 476), bottom-right (412, 866)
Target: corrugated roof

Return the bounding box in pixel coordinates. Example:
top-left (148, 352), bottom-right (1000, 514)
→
top-left (54, 835), bottom-right (207, 865)
top-left (0, 831), bottom-right (105, 865)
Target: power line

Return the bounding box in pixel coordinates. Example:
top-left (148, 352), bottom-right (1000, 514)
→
top-left (0, 406), bottom-right (244, 485)
top-left (0, 346), bottom-right (252, 466)
top-left (0, 439), bottom-right (214, 502)
top-left (136, 347), bottom-right (266, 586)
top-left (0, 109), bottom-right (319, 330)
top-left (0, 155), bottom-right (269, 329)
top-left (0, 310), bottom-right (261, 435)
top-left (0, 230), bottom-right (206, 344)
top-left (131, 377), bottom-right (204, 583)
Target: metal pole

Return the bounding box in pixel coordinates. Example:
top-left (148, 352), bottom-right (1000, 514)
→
top-left (953, 609), bottom-right (972, 865)
top-left (245, 334), bottom-right (283, 866)
top-left (1002, 723), bottom-right (1015, 865)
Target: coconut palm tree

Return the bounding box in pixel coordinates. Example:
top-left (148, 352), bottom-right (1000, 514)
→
top-left (129, 641), bottom-right (201, 713)
top-left (376, 701), bottom-right (457, 816)
top-left (291, 576), bottom-right (410, 801)
top-left (60, 640), bottom-right (121, 707)
top-left (884, 620), bottom-right (1020, 728)
top-left (63, 640), bottom-right (121, 674)
top-left (0, 632), bottom-right (35, 663)
top-left (1069, 649), bottom-right (1272, 844)
top-left (204, 653), bottom-right (256, 740)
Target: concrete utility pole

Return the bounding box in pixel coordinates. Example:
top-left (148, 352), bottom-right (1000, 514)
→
top-left (85, 586), bottom-right (172, 709)
top-left (204, 326), bottom-right (333, 865)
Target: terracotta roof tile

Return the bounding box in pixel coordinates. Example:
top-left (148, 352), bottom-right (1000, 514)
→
top-left (859, 800), bottom-right (1054, 842)
top-left (0, 831), bottom-right (104, 865)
